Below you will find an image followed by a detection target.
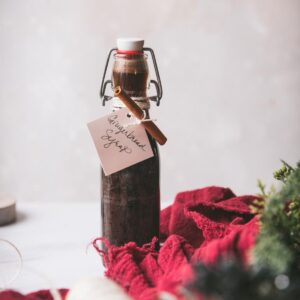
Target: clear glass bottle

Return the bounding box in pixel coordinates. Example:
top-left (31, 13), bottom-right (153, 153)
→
top-left (101, 42), bottom-right (160, 248)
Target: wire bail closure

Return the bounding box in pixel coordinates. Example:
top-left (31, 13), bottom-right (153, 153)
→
top-left (99, 47), bottom-right (163, 107)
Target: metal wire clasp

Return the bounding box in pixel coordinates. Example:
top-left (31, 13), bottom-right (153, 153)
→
top-left (99, 47), bottom-right (163, 106)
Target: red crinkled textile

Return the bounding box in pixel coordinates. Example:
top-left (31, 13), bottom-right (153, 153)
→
top-left (0, 186), bottom-right (259, 300)
top-left (93, 186), bottom-right (259, 300)
top-left (0, 289), bottom-right (68, 300)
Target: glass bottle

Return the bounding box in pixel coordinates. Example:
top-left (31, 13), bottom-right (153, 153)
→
top-left (100, 39), bottom-right (162, 248)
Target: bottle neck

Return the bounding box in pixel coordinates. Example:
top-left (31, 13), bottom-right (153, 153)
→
top-left (111, 105), bottom-right (150, 120)
top-left (112, 53), bottom-right (150, 112)
top-left (112, 96), bottom-right (150, 111)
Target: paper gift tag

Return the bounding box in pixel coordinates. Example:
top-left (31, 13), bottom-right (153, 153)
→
top-left (87, 108), bottom-right (154, 175)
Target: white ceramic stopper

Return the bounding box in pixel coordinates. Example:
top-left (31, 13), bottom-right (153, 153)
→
top-left (117, 38), bottom-right (144, 51)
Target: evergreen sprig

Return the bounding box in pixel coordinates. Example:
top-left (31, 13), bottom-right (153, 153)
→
top-left (251, 180), bottom-right (276, 215)
top-left (254, 161), bottom-right (300, 273)
top-left (273, 160), bottom-right (295, 183)
top-left (185, 260), bottom-right (300, 300)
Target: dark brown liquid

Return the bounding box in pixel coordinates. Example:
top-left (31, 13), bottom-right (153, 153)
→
top-left (101, 59), bottom-right (160, 247)
top-left (101, 133), bottom-right (160, 247)
top-left (112, 71), bottom-right (148, 97)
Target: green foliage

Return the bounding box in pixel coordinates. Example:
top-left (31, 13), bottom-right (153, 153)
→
top-left (254, 230), bottom-right (294, 273)
top-left (186, 259), bottom-right (300, 300)
top-left (257, 179), bottom-right (276, 200)
top-left (251, 180), bottom-right (276, 215)
top-left (273, 160), bottom-right (294, 183)
top-left (254, 161), bottom-right (300, 273)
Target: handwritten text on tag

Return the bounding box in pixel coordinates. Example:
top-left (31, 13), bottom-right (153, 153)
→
top-left (87, 108), bottom-right (154, 175)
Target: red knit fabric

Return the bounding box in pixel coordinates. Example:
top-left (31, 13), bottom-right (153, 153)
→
top-left (0, 289), bottom-right (68, 300)
top-left (0, 186), bottom-right (259, 300)
top-left (93, 186), bottom-right (259, 300)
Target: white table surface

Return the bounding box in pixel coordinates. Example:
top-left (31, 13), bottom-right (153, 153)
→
top-left (0, 201), bottom-right (105, 293)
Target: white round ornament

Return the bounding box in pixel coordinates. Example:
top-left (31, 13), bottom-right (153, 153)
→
top-left (67, 277), bottom-right (130, 300)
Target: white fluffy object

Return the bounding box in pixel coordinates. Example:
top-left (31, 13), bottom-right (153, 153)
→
top-left (67, 277), bottom-right (130, 300)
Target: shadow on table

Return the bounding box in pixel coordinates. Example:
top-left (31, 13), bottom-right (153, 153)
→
top-left (16, 211), bottom-right (27, 224)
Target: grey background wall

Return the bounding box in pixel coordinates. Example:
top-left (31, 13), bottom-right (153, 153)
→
top-left (0, 0), bottom-right (299, 203)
